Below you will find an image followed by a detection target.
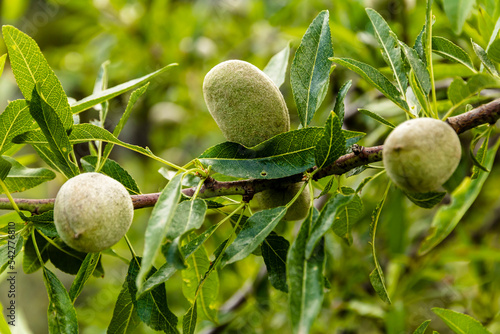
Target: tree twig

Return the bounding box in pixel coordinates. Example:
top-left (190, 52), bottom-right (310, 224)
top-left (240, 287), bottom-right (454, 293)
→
top-left (1, 99), bottom-right (499, 214)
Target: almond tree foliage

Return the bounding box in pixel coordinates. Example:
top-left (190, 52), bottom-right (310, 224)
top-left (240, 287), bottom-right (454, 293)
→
top-left (0, 1), bottom-right (500, 333)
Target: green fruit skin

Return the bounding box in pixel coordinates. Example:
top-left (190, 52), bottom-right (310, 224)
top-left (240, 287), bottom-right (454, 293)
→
top-left (254, 183), bottom-right (311, 221)
top-left (203, 59), bottom-right (290, 147)
top-left (383, 118), bottom-right (462, 193)
top-left (54, 173), bottom-right (134, 253)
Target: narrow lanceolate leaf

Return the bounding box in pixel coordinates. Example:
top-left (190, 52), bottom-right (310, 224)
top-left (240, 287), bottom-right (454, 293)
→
top-left (14, 123), bottom-right (170, 166)
top-left (419, 139), bottom-right (500, 255)
top-left (413, 320), bottom-right (431, 334)
top-left (81, 156), bottom-right (141, 195)
top-left (333, 80), bottom-right (352, 124)
top-left (182, 246), bottom-right (218, 322)
top-left (366, 8), bottom-right (407, 95)
top-left (291, 10), bottom-right (333, 126)
top-left (400, 41), bottom-right (431, 94)
top-left (369, 184), bottom-right (391, 304)
top-left (471, 40), bottom-right (499, 76)
top-left (107, 280), bottom-right (141, 334)
top-left (2, 26), bottom-right (73, 130)
top-left (0, 100), bottom-right (35, 154)
top-left (315, 111), bottom-right (345, 169)
top-left (331, 187), bottom-right (364, 245)
top-left (358, 109), bottom-right (395, 128)
top-left (182, 302), bottom-right (197, 334)
top-left (223, 206), bottom-right (287, 265)
top-left (69, 252), bottom-right (101, 302)
top-left (264, 44), bottom-right (290, 88)
top-left (1, 155), bottom-right (55, 193)
top-left (43, 267), bottom-right (79, 334)
top-left (199, 128), bottom-right (323, 179)
top-left (306, 193), bottom-right (355, 258)
top-left (128, 257), bottom-right (179, 334)
top-left (0, 157), bottom-right (11, 181)
top-left (443, 0), bottom-right (475, 35)
top-left (29, 86), bottom-right (79, 178)
top-left (432, 308), bottom-right (492, 334)
top-left (102, 83), bottom-right (150, 162)
top-left (262, 233), bottom-right (290, 292)
top-left (71, 64), bottom-right (176, 114)
top-left (0, 54), bottom-right (6, 78)
top-left (332, 58), bottom-right (409, 111)
top-left (432, 36), bottom-right (475, 72)
top-left (288, 209), bottom-right (325, 334)
top-left (136, 174), bottom-right (183, 291)
top-left (167, 199), bottom-right (207, 240)
top-left (488, 39), bottom-right (500, 63)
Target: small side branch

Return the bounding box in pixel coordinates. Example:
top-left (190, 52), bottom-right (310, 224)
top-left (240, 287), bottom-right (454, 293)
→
top-left (1, 98), bottom-right (499, 214)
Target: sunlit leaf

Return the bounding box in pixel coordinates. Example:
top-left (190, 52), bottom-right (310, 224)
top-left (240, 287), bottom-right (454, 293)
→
top-left (443, 0), bottom-right (475, 35)
top-left (69, 252), bottom-right (101, 302)
top-left (471, 40), bottom-right (499, 76)
top-left (264, 44), bottom-right (290, 88)
top-left (0, 155), bottom-right (55, 194)
top-left (432, 36), bottom-right (475, 72)
top-left (358, 109), bottom-right (395, 128)
top-left (291, 10), bottom-right (333, 126)
top-left (432, 307), bottom-right (492, 334)
top-left (2, 25), bottom-right (73, 129)
top-left (199, 128), bottom-right (324, 179)
top-left (315, 111), bottom-right (345, 169)
top-left (0, 100), bottom-right (34, 155)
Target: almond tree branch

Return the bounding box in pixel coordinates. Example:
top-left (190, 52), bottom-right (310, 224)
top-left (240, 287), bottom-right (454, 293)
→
top-left (1, 99), bottom-right (499, 214)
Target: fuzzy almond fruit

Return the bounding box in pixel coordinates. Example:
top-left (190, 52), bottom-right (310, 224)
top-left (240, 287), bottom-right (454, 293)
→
top-left (54, 172), bottom-right (134, 253)
top-left (203, 59), bottom-right (290, 147)
top-left (383, 118), bottom-right (461, 193)
top-left (253, 182), bottom-right (311, 221)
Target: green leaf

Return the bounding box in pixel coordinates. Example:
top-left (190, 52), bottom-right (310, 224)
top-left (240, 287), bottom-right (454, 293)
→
top-left (70, 64), bottom-right (176, 114)
top-left (139, 224), bottom-right (219, 297)
top-left (128, 257), bottom-right (179, 334)
top-left (223, 206), bottom-right (287, 265)
top-left (432, 36), bottom-right (475, 72)
top-left (47, 240), bottom-right (87, 275)
top-left (358, 109), bottom-right (395, 128)
top-left (400, 41), bottom-right (432, 94)
top-left (263, 44), bottom-right (290, 88)
top-left (0, 53), bottom-right (6, 78)
top-left (102, 83), bottom-right (150, 162)
top-left (288, 208), bottom-right (325, 334)
top-left (15, 123), bottom-right (171, 167)
top-left (81, 156), bottom-right (141, 195)
top-left (366, 8), bottom-right (408, 95)
top-left (432, 307), bottom-right (492, 334)
top-left (182, 246), bottom-right (218, 322)
top-left (136, 174), bottom-right (183, 290)
top-left (182, 302), bottom-right (197, 334)
top-left (369, 185), bottom-right (391, 304)
top-left (0, 233), bottom-right (23, 275)
top-left (2, 26), bottom-right (73, 130)
top-left (107, 280), bottom-right (141, 334)
top-left (315, 111), bottom-right (345, 169)
top-left (1, 155), bottom-right (55, 193)
top-left (0, 100), bottom-right (35, 155)
top-left (408, 71), bottom-right (431, 116)
top-left (443, 0), bottom-right (475, 35)
top-left (69, 252), bottom-right (101, 302)
top-left (28, 86), bottom-right (79, 178)
top-left (291, 10), bottom-right (333, 126)
top-left (167, 199), bottom-right (207, 240)
top-left (331, 187), bottom-right (364, 245)
top-left (43, 267), bottom-right (79, 334)
top-left (471, 128), bottom-right (491, 178)
top-left (471, 40), bottom-right (499, 76)
top-left (343, 130), bottom-right (366, 147)
top-left (198, 128), bottom-right (323, 179)
top-left (403, 190), bottom-right (446, 209)
top-left (447, 74), bottom-right (500, 106)
top-left (413, 320), bottom-right (431, 334)
top-left (261, 232), bottom-right (290, 293)
top-left (332, 57), bottom-right (409, 111)
top-left (0, 157), bottom-right (11, 180)
top-left (419, 139), bottom-right (500, 255)
top-left (306, 192), bottom-right (355, 257)
top-left (0, 303), bottom-right (11, 334)
top-left (487, 38), bottom-right (500, 63)
top-left (333, 80), bottom-right (352, 124)
top-left (23, 230), bottom-right (49, 274)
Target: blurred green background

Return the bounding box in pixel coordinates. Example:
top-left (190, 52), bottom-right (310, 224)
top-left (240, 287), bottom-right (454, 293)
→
top-left (1, 0), bottom-right (500, 333)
